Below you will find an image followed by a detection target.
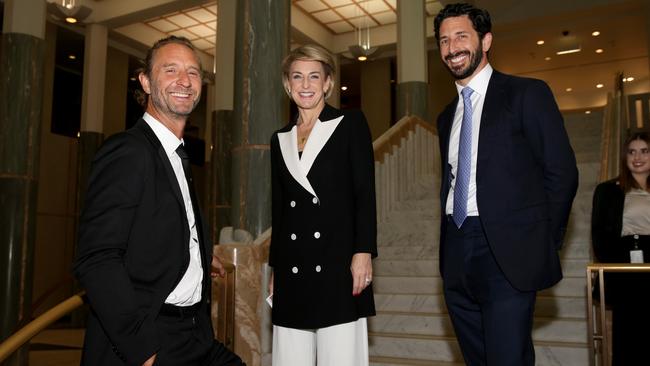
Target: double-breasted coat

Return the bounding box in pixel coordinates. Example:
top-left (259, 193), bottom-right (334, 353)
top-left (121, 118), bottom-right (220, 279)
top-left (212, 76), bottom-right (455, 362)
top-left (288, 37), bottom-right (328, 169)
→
top-left (269, 104), bottom-right (377, 329)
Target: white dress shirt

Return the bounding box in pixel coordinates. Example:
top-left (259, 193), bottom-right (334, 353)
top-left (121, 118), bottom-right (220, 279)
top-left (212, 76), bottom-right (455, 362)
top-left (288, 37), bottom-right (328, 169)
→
top-left (143, 113), bottom-right (203, 306)
top-left (445, 64), bottom-right (493, 216)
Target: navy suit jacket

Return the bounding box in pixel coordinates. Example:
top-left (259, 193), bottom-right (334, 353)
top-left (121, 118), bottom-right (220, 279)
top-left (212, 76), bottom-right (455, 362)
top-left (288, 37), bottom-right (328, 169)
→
top-left (437, 70), bottom-right (578, 292)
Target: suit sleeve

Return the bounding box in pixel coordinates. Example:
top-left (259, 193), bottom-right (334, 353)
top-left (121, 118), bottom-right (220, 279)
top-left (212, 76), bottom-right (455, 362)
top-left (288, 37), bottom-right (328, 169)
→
top-left (522, 80), bottom-right (579, 249)
top-left (73, 134), bottom-right (159, 365)
top-left (348, 111), bottom-right (378, 257)
top-left (269, 133), bottom-right (283, 267)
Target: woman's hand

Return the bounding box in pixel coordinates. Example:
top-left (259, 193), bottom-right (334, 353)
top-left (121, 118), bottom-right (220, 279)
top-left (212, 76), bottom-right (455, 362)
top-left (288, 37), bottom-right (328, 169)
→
top-left (351, 253), bottom-right (373, 296)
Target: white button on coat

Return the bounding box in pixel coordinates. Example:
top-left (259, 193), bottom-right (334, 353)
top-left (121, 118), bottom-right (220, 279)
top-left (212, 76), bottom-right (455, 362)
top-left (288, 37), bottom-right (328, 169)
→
top-left (315, 265), bottom-right (321, 272)
top-left (290, 201), bottom-right (296, 207)
top-left (292, 267), bottom-right (298, 274)
top-left (312, 197), bottom-right (318, 204)
top-left (290, 233), bottom-right (297, 240)
top-left (314, 232), bottom-right (321, 239)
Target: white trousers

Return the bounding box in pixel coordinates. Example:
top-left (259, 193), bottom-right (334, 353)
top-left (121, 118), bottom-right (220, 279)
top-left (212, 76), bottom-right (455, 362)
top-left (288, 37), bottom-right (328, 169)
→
top-left (272, 318), bottom-right (369, 366)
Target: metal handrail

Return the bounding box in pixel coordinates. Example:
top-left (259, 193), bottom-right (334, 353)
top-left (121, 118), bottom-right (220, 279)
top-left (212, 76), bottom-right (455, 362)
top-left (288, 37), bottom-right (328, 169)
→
top-left (0, 291), bottom-right (86, 362)
top-left (586, 263), bottom-right (650, 366)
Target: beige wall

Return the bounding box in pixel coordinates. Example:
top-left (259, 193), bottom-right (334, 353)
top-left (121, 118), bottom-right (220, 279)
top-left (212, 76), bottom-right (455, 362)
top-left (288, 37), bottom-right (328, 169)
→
top-left (361, 58), bottom-right (391, 140)
top-left (103, 46), bottom-right (129, 137)
top-left (33, 22), bottom-right (78, 315)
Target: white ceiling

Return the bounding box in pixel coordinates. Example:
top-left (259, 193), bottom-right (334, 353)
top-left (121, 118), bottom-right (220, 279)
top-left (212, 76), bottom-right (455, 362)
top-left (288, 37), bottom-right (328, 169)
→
top-left (48, 0), bottom-right (650, 111)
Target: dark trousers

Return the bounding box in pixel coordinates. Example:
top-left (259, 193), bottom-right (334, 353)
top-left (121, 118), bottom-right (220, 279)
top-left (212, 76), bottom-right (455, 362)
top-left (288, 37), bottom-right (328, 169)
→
top-left (154, 311), bottom-right (244, 366)
top-left (441, 217), bottom-right (536, 366)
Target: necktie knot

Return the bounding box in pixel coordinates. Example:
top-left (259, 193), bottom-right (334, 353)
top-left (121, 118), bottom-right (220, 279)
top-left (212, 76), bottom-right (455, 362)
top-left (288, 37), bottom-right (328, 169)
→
top-left (461, 86), bottom-right (474, 101)
top-left (176, 144), bottom-right (189, 160)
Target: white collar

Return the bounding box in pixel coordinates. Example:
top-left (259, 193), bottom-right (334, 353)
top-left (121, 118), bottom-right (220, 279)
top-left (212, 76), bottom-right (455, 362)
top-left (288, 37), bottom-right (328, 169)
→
top-left (142, 112), bottom-right (184, 157)
top-left (455, 63), bottom-right (493, 98)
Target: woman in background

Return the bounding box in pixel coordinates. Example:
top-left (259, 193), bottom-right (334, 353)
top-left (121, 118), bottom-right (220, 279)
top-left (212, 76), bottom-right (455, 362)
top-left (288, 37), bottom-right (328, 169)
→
top-left (268, 44), bottom-right (377, 366)
top-left (591, 132), bottom-right (650, 365)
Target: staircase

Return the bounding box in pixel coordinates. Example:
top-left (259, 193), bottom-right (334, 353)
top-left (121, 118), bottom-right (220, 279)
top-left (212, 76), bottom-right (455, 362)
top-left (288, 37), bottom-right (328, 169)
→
top-left (369, 111), bottom-right (603, 365)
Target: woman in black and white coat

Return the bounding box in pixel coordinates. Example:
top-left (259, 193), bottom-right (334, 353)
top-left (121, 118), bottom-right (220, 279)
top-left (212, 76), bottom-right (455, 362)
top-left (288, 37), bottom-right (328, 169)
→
top-left (268, 44), bottom-right (377, 366)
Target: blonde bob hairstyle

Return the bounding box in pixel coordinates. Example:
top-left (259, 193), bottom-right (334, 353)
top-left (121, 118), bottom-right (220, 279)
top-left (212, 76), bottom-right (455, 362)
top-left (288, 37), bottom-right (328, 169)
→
top-left (281, 44), bottom-right (336, 99)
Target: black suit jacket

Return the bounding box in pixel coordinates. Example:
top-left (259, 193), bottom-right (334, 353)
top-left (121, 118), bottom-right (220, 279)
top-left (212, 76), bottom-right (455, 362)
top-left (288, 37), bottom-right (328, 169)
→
top-left (73, 119), bottom-right (213, 366)
top-left (269, 104), bottom-right (377, 329)
top-left (437, 70), bottom-right (579, 292)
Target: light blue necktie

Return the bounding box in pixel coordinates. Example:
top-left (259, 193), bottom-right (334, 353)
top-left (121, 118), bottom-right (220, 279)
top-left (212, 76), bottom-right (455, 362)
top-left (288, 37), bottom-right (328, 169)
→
top-left (453, 87), bottom-right (474, 228)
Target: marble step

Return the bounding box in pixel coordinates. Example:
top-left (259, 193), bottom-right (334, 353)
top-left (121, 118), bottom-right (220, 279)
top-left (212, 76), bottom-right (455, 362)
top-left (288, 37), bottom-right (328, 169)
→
top-left (374, 294), bottom-right (587, 319)
top-left (368, 333), bottom-right (589, 365)
top-left (370, 356), bottom-right (463, 366)
top-left (369, 312), bottom-right (587, 343)
top-left (374, 275), bottom-right (586, 297)
top-left (374, 258), bottom-right (588, 278)
top-left (378, 231), bottom-right (437, 248)
top-left (378, 246), bottom-right (437, 260)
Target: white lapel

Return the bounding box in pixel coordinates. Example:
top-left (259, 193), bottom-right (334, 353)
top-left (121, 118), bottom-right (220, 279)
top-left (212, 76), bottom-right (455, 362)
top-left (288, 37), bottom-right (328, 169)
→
top-left (277, 126), bottom-right (318, 198)
top-left (300, 115), bottom-right (344, 175)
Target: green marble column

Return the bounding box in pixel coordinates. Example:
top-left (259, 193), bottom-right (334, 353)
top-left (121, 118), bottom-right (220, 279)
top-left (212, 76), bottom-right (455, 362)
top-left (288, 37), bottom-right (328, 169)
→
top-left (231, 0), bottom-right (289, 238)
top-left (397, 81), bottom-right (429, 120)
top-left (0, 32), bottom-right (45, 363)
top-left (209, 110), bottom-right (233, 242)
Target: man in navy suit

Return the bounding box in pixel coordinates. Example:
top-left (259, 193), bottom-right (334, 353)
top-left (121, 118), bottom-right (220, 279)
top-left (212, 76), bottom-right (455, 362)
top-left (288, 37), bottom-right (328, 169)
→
top-left (434, 3), bottom-right (578, 365)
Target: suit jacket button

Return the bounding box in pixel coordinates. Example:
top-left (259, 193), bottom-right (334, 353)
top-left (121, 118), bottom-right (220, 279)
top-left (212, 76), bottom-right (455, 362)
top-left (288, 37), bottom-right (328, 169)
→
top-left (292, 266), bottom-right (299, 274)
top-left (312, 197), bottom-right (318, 204)
top-left (314, 232), bottom-right (321, 239)
top-left (315, 265), bottom-right (321, 272)
top-left (290, 201), bottom-right (296, 207)
top-left (290, 233), bottom-right (297, 240)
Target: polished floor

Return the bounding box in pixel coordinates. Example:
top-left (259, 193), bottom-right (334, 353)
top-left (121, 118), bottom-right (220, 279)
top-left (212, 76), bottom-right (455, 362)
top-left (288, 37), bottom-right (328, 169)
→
top-left (29, 329), bottom-right (83, 366)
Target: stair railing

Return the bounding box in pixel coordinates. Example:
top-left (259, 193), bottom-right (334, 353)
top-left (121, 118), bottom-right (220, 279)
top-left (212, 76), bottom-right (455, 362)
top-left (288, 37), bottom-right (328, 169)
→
top-left (373, 115), bottom-right (439, 222)
top-left (0, 292), bottom-right (85, 362)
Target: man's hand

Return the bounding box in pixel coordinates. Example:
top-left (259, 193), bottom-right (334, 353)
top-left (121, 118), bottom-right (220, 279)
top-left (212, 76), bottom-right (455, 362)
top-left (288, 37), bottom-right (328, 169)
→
top-left (142, 354), bottom-right (156, 366)
top-left (351, 253), bottom-right (372, 296)
top-left (211, 255), bottom-right (226, 278)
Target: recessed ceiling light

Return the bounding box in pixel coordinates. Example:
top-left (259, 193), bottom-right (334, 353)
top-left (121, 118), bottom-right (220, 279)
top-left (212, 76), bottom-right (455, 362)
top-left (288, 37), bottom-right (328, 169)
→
top-left (536, 40), bottom-right (545, 45)
top-left (566, 88), bottom-right (572, 92)
top-left (627, 77), bottom-right (635, 82)
top-left (341, 86), bottom-right (348, 91)
top-left (68, 54), bottom-right (76, 60)
top-left (357, 55), bottom-right (367, 61)
top-left (129, 77), bottom-right (136, 81)
top-left (65, 17), bottom-right (78, 24)
top-left (595, 48), bottom-right (604, 54)
top-left (596, 84), bottom-right (604, 88)
top-left (585, 110), bottom-right (591, 114)
top-left (544, 56), bottom-right (551, 61)
top-left (592, 31), bottom-right (600, 36)
top-left (556, 46), bottom-right (581, 55)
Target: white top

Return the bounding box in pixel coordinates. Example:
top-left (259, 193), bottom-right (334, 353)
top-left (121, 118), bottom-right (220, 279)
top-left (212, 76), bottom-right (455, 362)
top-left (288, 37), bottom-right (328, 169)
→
top-left (622, 188), bottom-right (650, 236)
top-left (143, 113), bottom-right (203, 306)
top-left (445, 64), bottom-right (493, 216)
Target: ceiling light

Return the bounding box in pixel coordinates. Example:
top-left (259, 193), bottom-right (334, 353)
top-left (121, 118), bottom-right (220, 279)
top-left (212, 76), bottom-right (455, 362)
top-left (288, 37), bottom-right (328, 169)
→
top-left (536, 40), bottom-right (545, 45)
top-left (595, 48), bottom-right (603, 54)
top-left (556, 46), bottom-right (581, 55)
top-left (592, 31), bottom-right (600, 36)
top-left (129, 77), bottom-right (136, 81)
top-left (566, 88), bottom-right (572, 92)
top-left (585, 110), bottom-right (591, 114)
top-left (626, 77), bottom-right (635, 82)
top-left (47, 0), bottom-right (92, 24)
top-left (596, 84), bottom-right (604, 88)
top-left (544, 56), bottom-right (551, 61)
top-left (341, 86), bottom-right (348, 91)
top-left (68, 54), bottom-right (76, 60)
top-left (357, 55), bottom-right (367, 61)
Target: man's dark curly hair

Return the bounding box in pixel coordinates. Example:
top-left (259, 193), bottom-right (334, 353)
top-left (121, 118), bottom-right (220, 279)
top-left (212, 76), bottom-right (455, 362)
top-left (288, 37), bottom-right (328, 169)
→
top-left (433, 3), bottom-right (492, 41)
